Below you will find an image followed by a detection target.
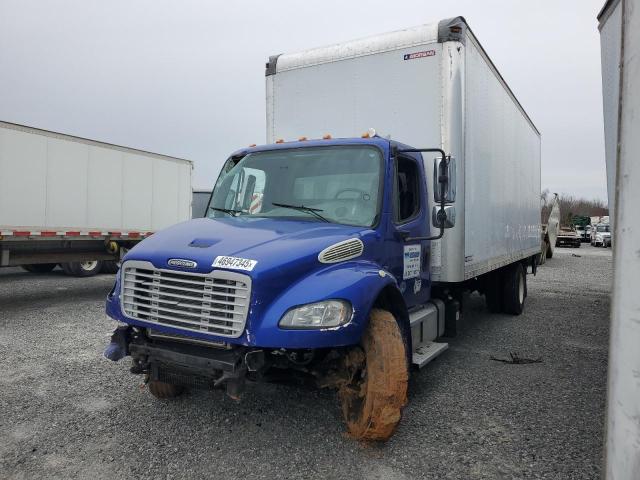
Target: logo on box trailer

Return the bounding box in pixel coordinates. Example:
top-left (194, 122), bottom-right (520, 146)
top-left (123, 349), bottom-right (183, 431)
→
top-left (403, 50), bottom-right (435, 61)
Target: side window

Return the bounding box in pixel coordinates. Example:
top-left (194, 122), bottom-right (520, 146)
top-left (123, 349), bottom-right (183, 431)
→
top-left (395, 156), bottom-right (420, 223)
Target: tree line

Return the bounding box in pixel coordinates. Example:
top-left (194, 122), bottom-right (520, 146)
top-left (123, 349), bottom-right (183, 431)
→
top-left (540, 189), bottom-right (608, 225)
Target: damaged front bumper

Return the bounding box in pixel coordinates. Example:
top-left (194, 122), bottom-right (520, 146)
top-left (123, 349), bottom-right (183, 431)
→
top-left (105, 326), bottom-right (267, 399)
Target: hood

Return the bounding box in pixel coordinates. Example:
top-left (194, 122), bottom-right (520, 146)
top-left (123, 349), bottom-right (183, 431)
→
top-left (124, 217), bottom-right (370, 277)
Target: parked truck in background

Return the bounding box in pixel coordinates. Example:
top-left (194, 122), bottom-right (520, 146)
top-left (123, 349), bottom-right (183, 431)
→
top-left (0, 121), bottom-right (193, 276)
top-left (104, 17), bottom-right (541, 440)
top-left (540, 195), bottom-right (560, 264)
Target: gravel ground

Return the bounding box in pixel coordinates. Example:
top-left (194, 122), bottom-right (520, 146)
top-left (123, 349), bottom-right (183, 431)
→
top-left (0, 244), bottom-right (611, 479)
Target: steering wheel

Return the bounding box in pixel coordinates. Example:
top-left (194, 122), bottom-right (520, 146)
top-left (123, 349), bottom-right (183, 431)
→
top-left (334, 188), bottom-right (369, 199)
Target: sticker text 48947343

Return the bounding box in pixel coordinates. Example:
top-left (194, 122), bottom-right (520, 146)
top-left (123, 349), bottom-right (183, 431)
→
top-left (212, 256), bottom-right (257, 272)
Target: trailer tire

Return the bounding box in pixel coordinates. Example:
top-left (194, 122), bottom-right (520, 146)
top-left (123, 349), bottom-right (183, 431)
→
top-left (21, 263), bottom-right (57, 273)
top-left (545, 242), bottom-right (553, 259)
top-left (339, 309), bottom-right (408, 441)
top-left (101, 260), bottom-right (120, 274)
top-left (502, 263), bottom-right (526, 315)
top-left (61, 261), bottom-right (103, 277)
top-left (147, 379), bottom-right (185, 399)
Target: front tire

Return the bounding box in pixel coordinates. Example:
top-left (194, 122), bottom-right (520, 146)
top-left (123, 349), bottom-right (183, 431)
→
top-left (339, 309), bottom-right (408, 441)
top-left (545, 242), bottom-right (553, 259)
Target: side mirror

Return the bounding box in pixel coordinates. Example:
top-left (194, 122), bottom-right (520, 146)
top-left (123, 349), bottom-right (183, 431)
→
top-left (432, 205), bottom-right (456, 228)
top-left (433, 157), bottom-right (456, 203)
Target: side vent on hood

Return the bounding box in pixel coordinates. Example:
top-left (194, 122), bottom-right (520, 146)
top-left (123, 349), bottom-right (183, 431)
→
top-left (318, 238), bottom-right (364, 264)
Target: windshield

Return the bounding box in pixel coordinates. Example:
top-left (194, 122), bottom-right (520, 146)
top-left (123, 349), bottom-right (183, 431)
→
top-left (208, 146), bottom-right (382, 227)
top-left (597, 225), bottom-right (610, 232)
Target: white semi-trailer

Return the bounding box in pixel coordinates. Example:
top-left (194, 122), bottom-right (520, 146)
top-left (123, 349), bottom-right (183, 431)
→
top-left (0, 121), bottom-right (193, 276)
top-left (266, 16), bottom-right (542, 286)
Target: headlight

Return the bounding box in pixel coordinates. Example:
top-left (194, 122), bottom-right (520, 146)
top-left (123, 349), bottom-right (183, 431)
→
top-left (279, 300), bottom-right (352, 329)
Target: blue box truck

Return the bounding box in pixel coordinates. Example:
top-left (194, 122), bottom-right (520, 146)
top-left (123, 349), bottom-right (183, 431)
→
top-left (105, 17), bottom-right (541, 440)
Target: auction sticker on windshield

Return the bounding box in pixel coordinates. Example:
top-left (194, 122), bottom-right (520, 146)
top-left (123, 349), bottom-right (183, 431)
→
top-left (212, 256), bottom-right (257, 271)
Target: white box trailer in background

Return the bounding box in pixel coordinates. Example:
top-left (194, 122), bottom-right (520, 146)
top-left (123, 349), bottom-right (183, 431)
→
top-left (0, 121), bottom-right (193, 276)
top-left (266, 16), bottom-right (541, 285)
top-left (598, 0), bottom-right (640, 476)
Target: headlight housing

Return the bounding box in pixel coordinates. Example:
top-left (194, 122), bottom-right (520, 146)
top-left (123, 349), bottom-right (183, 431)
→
top-left (279, 300), bottom-right (352, 329)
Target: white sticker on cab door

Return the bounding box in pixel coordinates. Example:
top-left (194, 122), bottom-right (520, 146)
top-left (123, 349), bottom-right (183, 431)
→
top-left (403, 244), bottom-right (421, 280)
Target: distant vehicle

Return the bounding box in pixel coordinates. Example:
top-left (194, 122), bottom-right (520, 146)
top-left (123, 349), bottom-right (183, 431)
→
top-left (584, 224), bottom-right (593, 243)
top-left (540, 195), bottom-right (560, 264)
top-left (192, 189), bottom-right (212, 218)
top-left (575, 225), bottom-right (586, 242)
top-left (556, 227), bottom-right (581, 248)
top-left (591, 223), bottom-right (612, 247)
top-left (0, 121), bottom-right (193, 276)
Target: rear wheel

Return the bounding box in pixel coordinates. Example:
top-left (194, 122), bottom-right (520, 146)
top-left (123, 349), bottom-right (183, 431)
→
top-left (339, 309), bottom-right (408, 441)
top-left (502, 263), bottom-right (526, 315)
top-left (21, 263), bottom-right (57, 273)
top-left (61, 260), bottom-right (103, 277)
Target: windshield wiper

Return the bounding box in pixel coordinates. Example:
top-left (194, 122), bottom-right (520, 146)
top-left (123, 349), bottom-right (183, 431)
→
top-left (208, 206), bottom-right (242, 217)
top-left (271, 202), bottom-right (330, 223)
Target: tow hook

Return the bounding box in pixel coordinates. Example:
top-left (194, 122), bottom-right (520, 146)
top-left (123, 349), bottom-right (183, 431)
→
top-left (104, 326), bottom-right (131, 361)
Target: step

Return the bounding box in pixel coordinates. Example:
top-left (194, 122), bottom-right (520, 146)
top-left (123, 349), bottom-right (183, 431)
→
top-left (412, 341), bottom-right (449, 369)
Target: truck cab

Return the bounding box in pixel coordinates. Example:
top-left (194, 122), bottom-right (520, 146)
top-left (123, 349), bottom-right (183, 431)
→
top-left (106, 136), bottom-right (459, 438)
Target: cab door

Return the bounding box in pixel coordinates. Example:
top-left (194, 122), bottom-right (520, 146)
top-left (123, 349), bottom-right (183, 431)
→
top-left (389, 152), bottom-right (431, 307)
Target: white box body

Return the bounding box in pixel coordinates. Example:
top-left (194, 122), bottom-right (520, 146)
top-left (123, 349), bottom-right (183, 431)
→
top-left (266, 17), bottom-right (541, 283)
top-left (0, 121), bottom-right (193, 233)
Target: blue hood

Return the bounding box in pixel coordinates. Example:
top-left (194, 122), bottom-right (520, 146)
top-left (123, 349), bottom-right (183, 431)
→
top-left (124, 217), bottom-right (369, 278)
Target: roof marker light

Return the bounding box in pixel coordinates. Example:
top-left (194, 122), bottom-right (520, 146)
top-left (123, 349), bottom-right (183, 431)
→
top-left (361, 128), bottom-right (377, 138)
top-left (275, 139), bottom-right (285, 144)
top-left (323, 134), bottom-right (332, 139)
top-left (249, 143), bottom-right (256, 147)
top-left (298, 136), bottom-right (308, 141)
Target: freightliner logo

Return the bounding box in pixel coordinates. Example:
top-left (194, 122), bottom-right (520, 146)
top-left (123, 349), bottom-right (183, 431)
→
top-left (167, 258), bottom-right (197, 269)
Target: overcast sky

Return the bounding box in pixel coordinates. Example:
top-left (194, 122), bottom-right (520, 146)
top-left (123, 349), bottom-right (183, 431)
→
top-left (0, 0), bottom-right (608, 201)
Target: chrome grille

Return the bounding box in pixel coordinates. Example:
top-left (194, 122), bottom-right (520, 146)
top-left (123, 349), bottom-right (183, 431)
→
top-left (120, 260), bottom-right (250, 338)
